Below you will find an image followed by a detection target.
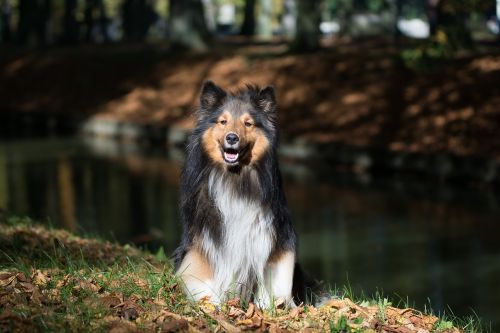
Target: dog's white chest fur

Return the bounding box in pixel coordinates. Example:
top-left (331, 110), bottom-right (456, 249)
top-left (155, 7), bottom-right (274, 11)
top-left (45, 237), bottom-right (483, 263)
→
top-left (204, 169), bottom-right (274, 300)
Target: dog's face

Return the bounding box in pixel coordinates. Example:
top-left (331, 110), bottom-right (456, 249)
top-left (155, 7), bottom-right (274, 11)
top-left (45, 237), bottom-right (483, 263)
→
top-left (197, 81), bottom-right (277, 168)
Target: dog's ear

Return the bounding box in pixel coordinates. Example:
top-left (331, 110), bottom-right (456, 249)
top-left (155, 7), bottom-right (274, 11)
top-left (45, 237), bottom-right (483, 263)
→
top-left (200, 81), bottom-right (226, 111)
top-left (256, 86), bottom-right (277, 115)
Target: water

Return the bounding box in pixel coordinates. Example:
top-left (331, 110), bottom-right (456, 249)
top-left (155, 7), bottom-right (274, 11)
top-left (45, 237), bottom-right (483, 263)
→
top-left (1, 137), bottom-right (499, 329)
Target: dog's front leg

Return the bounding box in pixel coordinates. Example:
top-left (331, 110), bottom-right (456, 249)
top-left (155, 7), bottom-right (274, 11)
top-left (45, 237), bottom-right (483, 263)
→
top-left (257, 250), bottom-right (296, 309)
top-left (176, 249), bottom-right (220, 305)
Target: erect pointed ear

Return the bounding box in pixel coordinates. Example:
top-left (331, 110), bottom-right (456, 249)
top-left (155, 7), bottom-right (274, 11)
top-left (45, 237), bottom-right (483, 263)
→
top-left (200, 80), bottom-right (226, 111)
top-left (257, 86), bottom-right (276, 115)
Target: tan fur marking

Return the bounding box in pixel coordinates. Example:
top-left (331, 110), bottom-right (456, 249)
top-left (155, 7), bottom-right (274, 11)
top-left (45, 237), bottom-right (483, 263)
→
top-left (202, 127), bottom-right (223, 164)
top-left (239, 113), bottom-right (269, 165)
top-left (249, 132), bottom-right (269, 164)
top-left (177, 249), bottom-right (213, 282)
top-left (267, 249), bottom-right (288, 264)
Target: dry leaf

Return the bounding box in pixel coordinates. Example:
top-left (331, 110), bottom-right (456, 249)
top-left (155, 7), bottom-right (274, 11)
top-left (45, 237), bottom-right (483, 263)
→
top-left (0, 273), bottom-right (17, 287)
top-left (382, 324), bottom-right (415, 333)
top-left (31, 270), bottom-right (49, 287)
top-left (101, 296), bottom-right (122, 308)
top-left (161, 310), bottom-right (184, 321)
top-left (208, 314), bottom-right (240, 333)
top-left (133, 278), bottom-right (148, 290)
top-left (56, 274), bottom-right (72, 288)
top-left (236, 319), bottom-right (253, 326)
top-left (16, 272), bottom-right (28, 282)
top-left (245, 303), bottom-right (255, 319)
top-left (274, 298), bottom-right (285, 309)
top-left (123, 307), bottom-right (139, 321)
top-left (322, 299), bottom-right (345, 309)
top-left (226, 297), bottom-right (241, 307)
top-left (288, 306), bottom-right (304, 319)
top-left (228, 306), bottom-right (245, 318)
top-left (160, 318), bottom-right (189, 332)
top-left (108, 320), bottom-right (139, 333)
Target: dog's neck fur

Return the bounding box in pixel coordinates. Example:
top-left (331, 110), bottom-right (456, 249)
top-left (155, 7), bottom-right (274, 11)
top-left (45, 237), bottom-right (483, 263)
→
top-left (202, 166), bottom-right (275, 301)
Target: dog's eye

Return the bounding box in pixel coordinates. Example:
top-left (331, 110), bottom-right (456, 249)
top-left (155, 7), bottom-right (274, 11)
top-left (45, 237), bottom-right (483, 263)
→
top-left (220, 120), bottom-right (227, 125)
top-left (244, 121), bottom-right (253, 128)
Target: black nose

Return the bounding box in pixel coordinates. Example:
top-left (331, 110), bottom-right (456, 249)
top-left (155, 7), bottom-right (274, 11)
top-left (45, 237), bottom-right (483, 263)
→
top-left (225, 133), bottom-right (239, 145)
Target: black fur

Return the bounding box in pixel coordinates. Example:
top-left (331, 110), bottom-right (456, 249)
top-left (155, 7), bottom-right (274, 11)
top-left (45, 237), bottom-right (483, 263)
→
top-left (173, 81), bottom-right (296, 282)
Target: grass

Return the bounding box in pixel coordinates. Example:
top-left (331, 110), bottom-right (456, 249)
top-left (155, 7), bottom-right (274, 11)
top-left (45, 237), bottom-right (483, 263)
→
top-left (0, 217), bottom-right (489, 332)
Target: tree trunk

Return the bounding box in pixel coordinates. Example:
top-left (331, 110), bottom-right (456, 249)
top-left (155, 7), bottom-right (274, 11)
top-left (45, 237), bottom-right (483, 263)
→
top-left (169, 0), bottom-right (210, 51)
top-left (393, 0), bottom-right (403, 39)
top-left (1, 0), bottom-right (13, 43)
top-left (17, 0), bottom-right (50, 45)
top-left (426, 0), bottom-right (473, 51)
top-left (497, 0), bottom-right (500, 41)
top-left (338, 0), bottom-right (353, 36)
top-left (426, 0), bottom-right (439, 36)
top-left (282, 0), bottom-right (295, 38)
top-left (240, 0), bottom-right (256, 36)
top-left (83, 0), bottom-right (96, 42)
top-left (121, 0), bottom-right (155, 41)
top-left (17, 0), bottom-right (36, 44)
top-left (62, 0), bottom-right (79, 44)
top-left (257, 0), bottom-right (272, 39)
top-left (291, 0), bottom-right (321, 52)
top-left (34, 0), bottom-right (51, 45)
top-left (97, 0), bottom-right (109, 42)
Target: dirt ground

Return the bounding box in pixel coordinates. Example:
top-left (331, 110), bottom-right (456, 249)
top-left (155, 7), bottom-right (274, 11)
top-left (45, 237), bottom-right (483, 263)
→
top-left (1, 39), bottom-right (500, 159)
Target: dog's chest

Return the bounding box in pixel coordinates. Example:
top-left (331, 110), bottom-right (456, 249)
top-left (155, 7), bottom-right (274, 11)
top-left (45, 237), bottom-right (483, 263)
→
top-left (205, 170), bottom-right (274, 282)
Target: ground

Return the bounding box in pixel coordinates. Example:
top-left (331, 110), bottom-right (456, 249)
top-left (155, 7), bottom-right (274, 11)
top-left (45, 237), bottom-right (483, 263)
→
top-left (1, 39), bottom-right (500, 159)
top-left (0, 218), bottom-right (478, 333)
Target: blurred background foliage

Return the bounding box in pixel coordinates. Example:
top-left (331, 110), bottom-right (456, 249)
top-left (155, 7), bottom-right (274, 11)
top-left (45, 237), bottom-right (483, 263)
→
top-left (0, 0), bottom-right (497, 54)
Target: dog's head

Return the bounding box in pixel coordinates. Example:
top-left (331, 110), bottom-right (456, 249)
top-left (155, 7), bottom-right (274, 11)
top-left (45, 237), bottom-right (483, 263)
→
top-left (197, 81), bottom-right (277, 168)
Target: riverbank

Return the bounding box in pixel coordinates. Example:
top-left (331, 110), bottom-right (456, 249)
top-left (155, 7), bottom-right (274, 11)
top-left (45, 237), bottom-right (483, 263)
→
top-left (0, 218), bottom-right (484, 332)
top-left (1, 41), bottom-right (500, 183)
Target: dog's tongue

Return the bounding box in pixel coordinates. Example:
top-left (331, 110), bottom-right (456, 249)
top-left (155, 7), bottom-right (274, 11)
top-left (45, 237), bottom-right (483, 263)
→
top-left (224, 151), bottom-right (238, 162)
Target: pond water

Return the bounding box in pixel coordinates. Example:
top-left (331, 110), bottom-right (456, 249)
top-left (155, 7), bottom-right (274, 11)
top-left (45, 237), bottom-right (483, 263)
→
top-left (0, 137), bottom-right (499, 329)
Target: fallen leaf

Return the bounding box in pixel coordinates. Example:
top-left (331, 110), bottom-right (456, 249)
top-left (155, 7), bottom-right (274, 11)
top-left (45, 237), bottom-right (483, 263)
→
top-left (101, 295), bottom-right (122, 308)
top-left (18, 282), bottom-right (35, 292)
top-left (30, 288), bottom-right (45, 305)
top-left (288, 306), bottom-right (304, 319)
top-left (268, 323), bottom-right (288, 333)
top-left (31, 270), bottom-right (49, 287)
top-left (0, 273), bottom-right (16, 287)
top-left (108, 320), bottom-right (139, 333)
top-left (160, 318), bottom-right (189, 332)
top-left (236, 319), bottom-right (253, 326)
top-left (56, 274), bottom-right (72, 288)
top-left (207, 314), bottom-right (240, 333)
top-left (251, 316), bottom-right (263, 329)
top-left (382, 324), bottom-right (415, 333)
top-left (226, 297), bottom-right (241, 307)
top-left (245, 303), bottom-right (255, 319)
top-left (16, 272), bottom-right (28, 282)
top-left (133, 278), bottom-right (149, 290)
top-left (321, 299), bottom-right (345, 309)
top-left (228, 306), bottom-right (245, 318)
top-left (274, 298), bottom-right (285, 309)
top-left (415, 314), bottom-right (438, 329)
top-left (161, 310), bottom-right (184, 321)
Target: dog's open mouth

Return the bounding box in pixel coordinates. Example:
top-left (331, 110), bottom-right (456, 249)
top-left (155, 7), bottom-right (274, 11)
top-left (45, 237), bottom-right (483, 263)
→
top-left (223, 148), bottom-right (239, 164)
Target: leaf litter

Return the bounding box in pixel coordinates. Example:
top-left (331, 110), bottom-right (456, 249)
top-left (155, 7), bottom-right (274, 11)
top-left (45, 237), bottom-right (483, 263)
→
top-left (0, 223), bottom-right (464, 332)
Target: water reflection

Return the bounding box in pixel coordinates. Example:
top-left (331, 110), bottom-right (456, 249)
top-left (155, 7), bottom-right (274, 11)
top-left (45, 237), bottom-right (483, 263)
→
top-left (0, 137), bottom-right (499, 329)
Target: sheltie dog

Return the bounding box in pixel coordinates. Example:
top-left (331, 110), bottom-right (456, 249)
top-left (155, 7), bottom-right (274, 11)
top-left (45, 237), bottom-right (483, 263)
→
top-left (174, 81), bottom-right (297, 308)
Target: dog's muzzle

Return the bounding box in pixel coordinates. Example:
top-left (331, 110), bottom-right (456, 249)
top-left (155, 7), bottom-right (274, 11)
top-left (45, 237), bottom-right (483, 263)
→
top-left (223, 132), bottom-right (240, 164)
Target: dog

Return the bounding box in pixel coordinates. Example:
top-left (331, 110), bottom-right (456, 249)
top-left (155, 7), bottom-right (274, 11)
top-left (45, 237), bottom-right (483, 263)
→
top-left (173, 81), bottom-right (297, 308)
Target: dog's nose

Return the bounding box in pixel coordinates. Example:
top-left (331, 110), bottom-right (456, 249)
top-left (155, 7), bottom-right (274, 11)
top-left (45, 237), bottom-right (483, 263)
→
top-left (225, 133), bottom-right (239, 145)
